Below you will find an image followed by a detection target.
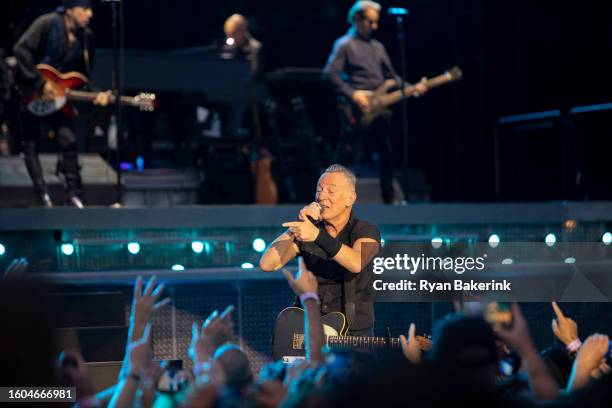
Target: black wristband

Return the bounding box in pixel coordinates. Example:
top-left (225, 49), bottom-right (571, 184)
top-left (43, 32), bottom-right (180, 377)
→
top-left (315, 229), bottom-right (342, 258)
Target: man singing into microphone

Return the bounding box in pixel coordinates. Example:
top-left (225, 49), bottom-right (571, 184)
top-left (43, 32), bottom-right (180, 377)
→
top-left (259, 164), bottom-right (381, 336)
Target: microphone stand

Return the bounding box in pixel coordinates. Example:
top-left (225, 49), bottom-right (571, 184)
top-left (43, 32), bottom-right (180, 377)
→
top-left (103, 0), bottom-right (124, 205)
top-left (390, 9), bottom-right (409, 168)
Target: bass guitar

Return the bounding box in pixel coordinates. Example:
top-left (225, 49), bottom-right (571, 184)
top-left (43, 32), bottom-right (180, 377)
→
top-left (341, 66), bottom-right (462, 126)
top-left (272, 306), bottom-right (431, 362)
top-left (25, 64), bottom-right (156, 117)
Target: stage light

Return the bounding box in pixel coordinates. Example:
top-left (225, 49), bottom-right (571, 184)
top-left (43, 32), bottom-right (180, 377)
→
top-left (241, 262), bottom-right (254, 269)
top-left (488, 234), bottom-right (500, 248)
top-left (191, 241), bottom-right (204, 253)
top-left (564, 257), bottom-right (576, 264)
top-left (172, 264), bottom-right (185, 271)
top-left (431, 237), bottom-right (443, 249)
top-left (252, 238), bottom-right (266, 253)
top-left (0, 243), bottom-right (5, 256)
top-left (226, 37), bottom-right (235, 46)
top-left (602, 232), bottom-right (612, 246)
top-left (61, 243), bottom-right (74, 256)
top-left (501, 258), bottom-right (514, 265)
top-left (381, 238), bottom-right (385, 247)
top-left (544, 233), bottom-right (556, 247)
top-left (127, 242), bottom-right (140, 255)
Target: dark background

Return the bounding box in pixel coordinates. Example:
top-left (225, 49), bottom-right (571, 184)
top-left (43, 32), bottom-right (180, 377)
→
top-left (2, 0), bottom-right (612, 202)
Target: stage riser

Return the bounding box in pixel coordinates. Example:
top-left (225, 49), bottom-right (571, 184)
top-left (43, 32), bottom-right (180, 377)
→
top-left (0, 154), bottom-right (117, 207)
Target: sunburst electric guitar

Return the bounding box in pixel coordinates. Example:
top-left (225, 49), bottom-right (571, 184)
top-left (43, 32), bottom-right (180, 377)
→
top-left (25, 64), bottom-right (156, 117)
top-left (272, 306), bottom-right (432, 362)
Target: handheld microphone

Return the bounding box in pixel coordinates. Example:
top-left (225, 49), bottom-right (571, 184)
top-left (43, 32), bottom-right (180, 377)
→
top-left (307, 203), bottom-right (323, 224)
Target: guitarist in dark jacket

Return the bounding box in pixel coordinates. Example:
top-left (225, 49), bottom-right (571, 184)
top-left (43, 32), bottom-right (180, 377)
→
top-left (13, 0), bottom-right (109, 207)
top-left (323, 1), bottom-right (428, 203)
top-left (260, 164), bottom-right (381, 336)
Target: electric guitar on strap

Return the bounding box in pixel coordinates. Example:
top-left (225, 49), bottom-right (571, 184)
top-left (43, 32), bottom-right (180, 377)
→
top-left (272, 306), bottom-right (432, 362)
top-left (341, 66), bottom-right (463, 126)
top-left (25, 64), bottom-right (156, 117)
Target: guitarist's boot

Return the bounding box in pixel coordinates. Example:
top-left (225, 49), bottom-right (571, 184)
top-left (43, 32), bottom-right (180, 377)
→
top-left (23, 141), bottom-right (53, 207)
top-left (57, 126), bottom-right (84, 208)
top-left (41, 193), bottom-right (54, 208)
top-left (57, 155), bottom-right (84, 208)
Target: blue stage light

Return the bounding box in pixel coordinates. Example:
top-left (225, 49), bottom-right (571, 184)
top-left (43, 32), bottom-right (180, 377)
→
top-left (172, 264), bottom-right (185, 271)
top-left (252, 238), bottom-right (266, 253)
top-left (127, 242), bottom-right (140, 255)
top-left (431, 237), bottom-right (443, 249)
top-left (61, 243), bottom-right (74, 256)
top-left (0, 243), bottom-right (5, 256)
top-left (603, 232), bottom-right (612, 246)
top-left (241, 262), bottom-right (254, 269)
top-left (488, 234), bottom-right (500, 248)
top-left (545, 233), bottom-right (556, 247)
top-left (191, 241), bottom-right (204, 253)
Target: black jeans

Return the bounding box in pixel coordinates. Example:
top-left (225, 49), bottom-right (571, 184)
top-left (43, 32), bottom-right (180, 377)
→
top-left (20, 110), bottom-right (82, 198)
top-left (335, 116), bottom-right (395, 203)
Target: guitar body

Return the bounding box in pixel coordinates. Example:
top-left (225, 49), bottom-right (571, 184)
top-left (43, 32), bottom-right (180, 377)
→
top-left (25, 64), bottom-right (87, 117)
top-left (361, 79), bottom-right (395, 126)
top-left (272, 307), bottom-right (432, 362)
top-left (272, 307), bottom-right (346, 362)
top-left (24, 64), bottom-right (156, 117)
top-left (252, 151), bottom-right (279, 204)
top-left (340, 84), bottom-right (393, 128)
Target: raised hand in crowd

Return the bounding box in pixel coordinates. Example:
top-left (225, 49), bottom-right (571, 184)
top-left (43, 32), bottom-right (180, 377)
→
top-left (3, 257), bottom-right (29, 279)
top-left (495, 303), bottom-right (559, 400)
top-left (399, 323), bottom-right (422, 364)
top-left (109, 324), bottom-right (153, 408)
top-left (189, 305), bottom-right (235, 366)
top-left (567, 333), bottom-right (610, 392)
top-left (181, 357), bottom-right (227, 408)
top-left (282, 258), bottom-right (318, 296)
top-left (129, 275), bottom-right (171, 342)
top-left (119, 275), bottom-right (170, 382)
top-left (283, 258), bottom-right (324, 364)
top-left (129, 323), bottom-right (153, 376)
top-left (255, 379), bottom-right (289, 408)
top-left (552, 302), bottom-right (580, 350)
top-left (138, 362), bottom-right (164, 408)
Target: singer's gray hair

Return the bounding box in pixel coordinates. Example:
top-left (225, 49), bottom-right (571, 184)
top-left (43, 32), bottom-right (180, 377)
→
top-left (347, 0), bottom-right (381, 24)
top-left (322, 164), bottom-right (356, 191)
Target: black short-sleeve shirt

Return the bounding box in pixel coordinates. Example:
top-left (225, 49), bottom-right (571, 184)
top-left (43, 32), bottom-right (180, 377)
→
top-left (296, 212), bottom-right (381, 332)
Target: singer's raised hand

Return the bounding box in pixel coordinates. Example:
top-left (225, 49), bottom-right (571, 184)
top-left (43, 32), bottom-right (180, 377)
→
top-left (299, 202), bottom-right (322, 223)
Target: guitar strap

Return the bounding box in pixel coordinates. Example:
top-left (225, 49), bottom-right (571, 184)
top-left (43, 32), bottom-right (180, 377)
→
top-left (344, 272), bottom-right (356, 329)
top-left (343, 219), bottom-right (357, 329)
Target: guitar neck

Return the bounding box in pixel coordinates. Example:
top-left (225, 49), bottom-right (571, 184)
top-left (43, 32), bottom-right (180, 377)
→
top-left (66, 90), bottom-right (135, 106)
top-left (379, 73), bottom-right (454, 108)
top-left (327, 335), bottom-right (401, 349)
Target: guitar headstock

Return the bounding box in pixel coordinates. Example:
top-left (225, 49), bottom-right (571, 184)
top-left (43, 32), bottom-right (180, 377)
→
top-left (445, 66), bottom-right (463, 82)
top-left (134, 92), bottom-right (157, 112)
